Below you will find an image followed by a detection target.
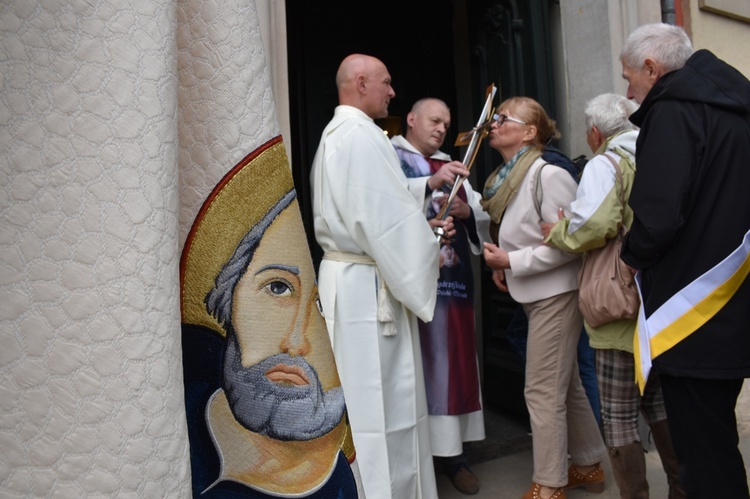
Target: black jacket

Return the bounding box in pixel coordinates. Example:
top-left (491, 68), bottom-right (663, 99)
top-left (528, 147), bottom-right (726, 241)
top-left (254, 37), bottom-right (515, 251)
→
top-left (622, 49), bottom-right (750, 379)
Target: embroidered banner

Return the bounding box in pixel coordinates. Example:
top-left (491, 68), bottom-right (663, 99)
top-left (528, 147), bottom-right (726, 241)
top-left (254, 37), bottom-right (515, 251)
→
top-left (1, 0), bottom-right (361, 496)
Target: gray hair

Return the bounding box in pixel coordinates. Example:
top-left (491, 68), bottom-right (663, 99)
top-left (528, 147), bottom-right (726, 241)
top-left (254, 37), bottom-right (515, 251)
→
top-left (585, 93), bottom-right (639, 137)
top-left (621, 23), bottom-right (693, 73)
top-left (205, 189), bottom-right (297, 328)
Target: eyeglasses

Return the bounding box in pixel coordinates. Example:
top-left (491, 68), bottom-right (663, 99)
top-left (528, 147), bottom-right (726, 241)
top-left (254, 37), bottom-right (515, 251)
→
top-left (493, 113), bottom-right (527, 126)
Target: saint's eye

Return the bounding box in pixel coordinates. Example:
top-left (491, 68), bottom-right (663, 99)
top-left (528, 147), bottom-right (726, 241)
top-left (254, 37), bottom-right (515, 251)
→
top-left (264, 280), bottom-right (292, 297)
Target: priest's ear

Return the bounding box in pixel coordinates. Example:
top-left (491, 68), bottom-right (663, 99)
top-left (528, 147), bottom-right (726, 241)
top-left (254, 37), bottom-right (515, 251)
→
top-left (406, 111), bottom-right (417, 129)
top-left (357, 74), bottom-right (367, 94)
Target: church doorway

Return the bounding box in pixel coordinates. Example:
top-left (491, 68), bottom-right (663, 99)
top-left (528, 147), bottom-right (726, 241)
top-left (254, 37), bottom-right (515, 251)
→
top-left (285, 0), bottom-right (560, 425)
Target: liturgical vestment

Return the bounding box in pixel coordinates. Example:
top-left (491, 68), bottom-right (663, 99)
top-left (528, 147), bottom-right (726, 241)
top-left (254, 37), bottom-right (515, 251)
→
top-left (311, 105), bottom-right (440, 499)
top-left (391, 134), bottom-right (488, 457)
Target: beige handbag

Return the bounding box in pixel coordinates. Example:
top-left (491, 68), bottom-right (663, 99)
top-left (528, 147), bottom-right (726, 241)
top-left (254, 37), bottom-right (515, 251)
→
top-left (576, 154), bottom-right (640, 327)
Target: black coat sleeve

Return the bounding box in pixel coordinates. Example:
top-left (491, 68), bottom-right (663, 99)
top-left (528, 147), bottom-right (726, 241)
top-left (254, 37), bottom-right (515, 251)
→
top-left (621, 101), bottom-right (700, 269)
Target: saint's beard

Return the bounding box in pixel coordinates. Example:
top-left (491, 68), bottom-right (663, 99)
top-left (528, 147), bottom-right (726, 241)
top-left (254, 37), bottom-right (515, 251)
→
top-left (222, 332), bottom-right (345, 441)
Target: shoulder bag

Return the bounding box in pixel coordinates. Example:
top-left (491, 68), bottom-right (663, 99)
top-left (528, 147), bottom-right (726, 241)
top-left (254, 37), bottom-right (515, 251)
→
top-left (576, 153), bottom-right (639, 327)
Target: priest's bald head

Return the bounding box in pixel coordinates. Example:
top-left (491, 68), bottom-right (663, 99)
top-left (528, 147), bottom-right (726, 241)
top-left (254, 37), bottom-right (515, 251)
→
top-left (336, 53), bottom-right (395, 120)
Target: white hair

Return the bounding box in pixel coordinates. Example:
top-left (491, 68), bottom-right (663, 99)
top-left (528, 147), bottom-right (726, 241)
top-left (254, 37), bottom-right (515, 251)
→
top-left (621, 23), bottom-right (693, 73)
top-left (585, 93), bottom-right (639, 137)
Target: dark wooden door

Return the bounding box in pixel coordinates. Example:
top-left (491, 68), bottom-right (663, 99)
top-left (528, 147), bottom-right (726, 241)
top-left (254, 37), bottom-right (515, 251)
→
top-left (464, 0), bottom-right (559, 419)
top-left (286, 0), bottom-right (559, 420)
top-left (285, 0), bottom-right (459, 266)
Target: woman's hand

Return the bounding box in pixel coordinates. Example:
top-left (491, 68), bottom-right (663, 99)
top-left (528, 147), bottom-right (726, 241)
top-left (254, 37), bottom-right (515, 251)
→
top-left (540, 221), bottom-right (555, 241)
top-left (540, 207), bottom-right (565, 242)
top-left (483, 242), bottom-right (510, 270)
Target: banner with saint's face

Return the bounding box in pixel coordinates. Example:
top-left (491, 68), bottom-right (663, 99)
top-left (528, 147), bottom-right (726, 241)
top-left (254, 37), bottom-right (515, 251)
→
top-left (176, 0), bottom-right (361, 496)
top-left (1, 0), bottom-right (361, 496)
top-left (180, 139), bottom-right (360, 497)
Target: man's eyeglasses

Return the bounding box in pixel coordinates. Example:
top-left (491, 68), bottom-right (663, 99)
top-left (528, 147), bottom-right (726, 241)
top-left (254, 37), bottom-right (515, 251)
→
top-left (493, 113), bottom-right (527, 126)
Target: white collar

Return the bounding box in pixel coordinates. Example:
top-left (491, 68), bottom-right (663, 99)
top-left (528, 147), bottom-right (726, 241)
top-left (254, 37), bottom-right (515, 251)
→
top-left (390, 134), bottom-right (452, 162)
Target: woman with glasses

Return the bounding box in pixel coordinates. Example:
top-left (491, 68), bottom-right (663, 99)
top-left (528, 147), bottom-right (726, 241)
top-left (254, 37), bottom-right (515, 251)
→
top-left (480, 97), bottom-right (607, 499)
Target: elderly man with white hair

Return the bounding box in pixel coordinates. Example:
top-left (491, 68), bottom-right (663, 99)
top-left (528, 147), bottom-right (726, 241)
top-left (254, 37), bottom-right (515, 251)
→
top-left (619, 23), bottom-right (750, 498)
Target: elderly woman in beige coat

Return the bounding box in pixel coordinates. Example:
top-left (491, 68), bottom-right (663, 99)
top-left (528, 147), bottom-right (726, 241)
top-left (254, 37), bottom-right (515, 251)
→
top-left (481, 97), bottom-right (606, 499)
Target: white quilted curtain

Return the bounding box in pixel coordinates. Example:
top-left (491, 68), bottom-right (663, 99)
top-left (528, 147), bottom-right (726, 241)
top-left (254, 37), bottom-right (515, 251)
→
top-left (1, 0), bottom-right (279, 495)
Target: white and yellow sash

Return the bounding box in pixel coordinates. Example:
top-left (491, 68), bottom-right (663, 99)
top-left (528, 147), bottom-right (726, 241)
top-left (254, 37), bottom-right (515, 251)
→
top-left (634, 228), bottom-right (750, 392)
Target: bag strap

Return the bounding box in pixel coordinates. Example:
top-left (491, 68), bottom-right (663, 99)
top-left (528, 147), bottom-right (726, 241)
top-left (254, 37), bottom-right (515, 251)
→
top-left (533, 163), bottom-right (551, 219)
top-left (535, 155), bottom-right (625, 222)
top-left (601, 152), bottom-right (628, 237)
top-left (601, 153), bottom-right (626, 205)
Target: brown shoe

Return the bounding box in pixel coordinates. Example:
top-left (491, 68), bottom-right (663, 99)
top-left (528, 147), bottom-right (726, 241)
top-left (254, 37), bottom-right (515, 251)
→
top-left (565, 462), bottom-right (605, 493)
top-left (522, 482), bottom-right (566, 499)
top-left (449, 465), bottom-right (480, 495)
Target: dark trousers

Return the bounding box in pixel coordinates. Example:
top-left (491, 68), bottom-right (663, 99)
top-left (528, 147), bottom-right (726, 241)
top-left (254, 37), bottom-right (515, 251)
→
top-left (439, 444), bottom-right (470, 476)
top-left (660, 374), bottom-right (749, 499)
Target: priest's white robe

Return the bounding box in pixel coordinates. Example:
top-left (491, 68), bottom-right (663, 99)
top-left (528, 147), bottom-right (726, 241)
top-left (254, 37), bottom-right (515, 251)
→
top-left (311, 105), bottom-right (440, 499)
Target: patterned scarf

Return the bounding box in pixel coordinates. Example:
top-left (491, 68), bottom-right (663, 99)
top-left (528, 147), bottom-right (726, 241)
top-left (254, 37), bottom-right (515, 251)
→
top-left (480, 147), bottom-right (542, 225)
